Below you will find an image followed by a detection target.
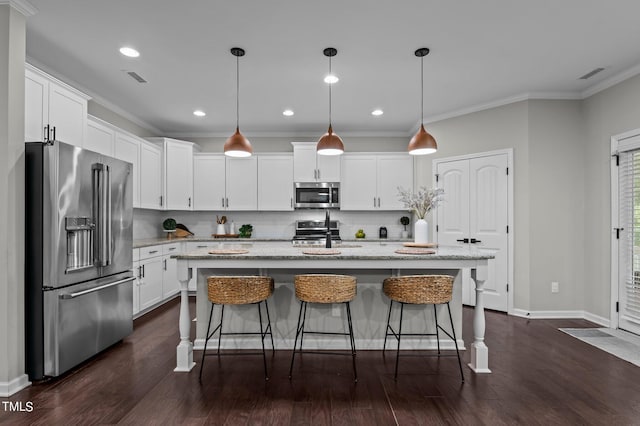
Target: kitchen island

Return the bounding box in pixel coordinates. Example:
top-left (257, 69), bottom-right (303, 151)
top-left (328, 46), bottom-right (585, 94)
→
top-left (173, 241), bottom-right (495, 374)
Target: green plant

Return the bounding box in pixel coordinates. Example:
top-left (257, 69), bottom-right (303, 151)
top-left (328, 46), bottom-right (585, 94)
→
top-left (238, 224), bottom-right (253, 238)
top-left (400, 216), bottom-right (410, 231)
top-left (162, 218), bottom-right (177, 230)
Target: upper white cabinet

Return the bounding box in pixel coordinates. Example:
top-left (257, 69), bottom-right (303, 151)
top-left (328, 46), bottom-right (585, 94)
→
top-left (86, 116), bottom-right (115, 156)
top-left (192, 154), bottom-right (258, 211)
top-left (341, 154), bottom-right (414, 210)
top-left (139, 141), bottom-right (163, 209)
top-left (114, 132), bottom-right (142, 207)
top-left (292, 142), bottom-right (340, 182)
top-left (258, 155), bottom-right (294, 210)
top-left (147, 138), bottom-right (199, 210)
top-left (25, 64), bottom-right (89, 146)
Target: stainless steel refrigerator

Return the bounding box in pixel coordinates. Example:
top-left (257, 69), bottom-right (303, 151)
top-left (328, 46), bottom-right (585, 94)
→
top-left (25, 140), bottom-right (134, 381)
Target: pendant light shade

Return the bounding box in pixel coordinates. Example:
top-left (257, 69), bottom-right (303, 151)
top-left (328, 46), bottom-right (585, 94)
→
top-left (224, 47), bottom-right (252, 157)
top-left (317, 47), bottom-right (344, 156)
top-left (408, 47), bottom-right (437, 156)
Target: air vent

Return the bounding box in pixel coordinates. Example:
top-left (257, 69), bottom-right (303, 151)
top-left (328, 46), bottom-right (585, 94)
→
top-left (126, 71), bottom-right (147, 83)
top-left (579, 67), bottom-right (605, 80)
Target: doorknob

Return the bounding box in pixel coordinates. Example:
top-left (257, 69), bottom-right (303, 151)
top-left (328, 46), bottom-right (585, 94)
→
top-left (456, 238), bottom-right (470, 243)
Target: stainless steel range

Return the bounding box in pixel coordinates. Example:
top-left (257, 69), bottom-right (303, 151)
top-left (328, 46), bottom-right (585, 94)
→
top-left (292, 219), bottom-right (341, 246)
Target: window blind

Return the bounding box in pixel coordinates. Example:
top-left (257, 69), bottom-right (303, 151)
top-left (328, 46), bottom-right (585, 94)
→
top-left (619, 149), bottom-right (640, 325)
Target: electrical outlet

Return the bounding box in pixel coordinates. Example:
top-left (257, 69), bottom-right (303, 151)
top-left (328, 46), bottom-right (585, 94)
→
top-left (332, 305), bottom-right (341, 317)
top-left (551, 281), bottom-right (559, 293)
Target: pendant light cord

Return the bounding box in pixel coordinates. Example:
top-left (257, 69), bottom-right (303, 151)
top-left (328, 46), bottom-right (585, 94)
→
top-left (420, 55), bottom-right (424, 126)
top-left (236, 54), bottom-right (240, 129)
top-left (329, 55), bottom-right (332, 126)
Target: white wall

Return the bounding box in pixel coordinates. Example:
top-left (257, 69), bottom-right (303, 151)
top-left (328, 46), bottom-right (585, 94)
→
top-left (0, 4), bottom-right (28, 396)
top-left (583, 74), bottom-right (640, 319)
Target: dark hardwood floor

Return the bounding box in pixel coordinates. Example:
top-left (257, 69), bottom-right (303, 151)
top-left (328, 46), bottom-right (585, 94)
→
top-left (3, 298), bottom-right (640, 425)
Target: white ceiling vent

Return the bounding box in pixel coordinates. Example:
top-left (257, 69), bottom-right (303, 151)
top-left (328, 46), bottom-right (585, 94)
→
top-left (126, 71), bottom-right (147, 83)
top-left (579, 67), bottom-right (605, 80)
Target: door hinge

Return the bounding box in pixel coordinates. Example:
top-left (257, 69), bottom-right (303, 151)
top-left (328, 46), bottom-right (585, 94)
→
top-left (616, 301), bottom-right (619, 312)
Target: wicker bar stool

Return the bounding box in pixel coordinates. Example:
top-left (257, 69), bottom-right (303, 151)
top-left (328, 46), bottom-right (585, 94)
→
top-left (198, 276), bottom-right (274, 383)
top-left (289, 274), bottom-right (358, 382)
top-left (382, 275), bottom-right (464, 382)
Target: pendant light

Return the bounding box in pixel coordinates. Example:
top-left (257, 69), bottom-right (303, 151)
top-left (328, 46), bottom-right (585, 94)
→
top-left (408, 47), bottom-right (437, 155)
top-left (224, 47), bottom-right (253, 157)
top-left (317, 47), bottom-right (344, 156)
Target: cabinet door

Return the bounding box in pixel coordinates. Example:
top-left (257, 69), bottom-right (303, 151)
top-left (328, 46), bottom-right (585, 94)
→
top-left (341, 156), bottom-right (377, 210)
top-left (258, 155), bottom-right (294, 210)
top-left (25, 69), bottom-right (48, 142)
top-left (86, 118), bottom-right (115, 156)
top-left (48, 81), bottom-right (87, 147)
top-left (132, 260), bottom-right (141, 315)
top-left (114, 133), bottom-right (141, 207)
top-left (139, 142), bottom-right (163, 209)
top-left (293, 144), bottom-right (318, 182)
top-left (193, 154), bottom-right (226, 210)
top-left (377, 155), bottom-right (414, 210)
top-left (164, 141), bottom-right (194, 210)
top-left (162, 255), bottom-right (180, 298)
top-left (317, 154), bottom-right (341, 182)
top-left (226, 157), bottom-right (258, 210)
top-left (138, 256), bottom-right (163, 311)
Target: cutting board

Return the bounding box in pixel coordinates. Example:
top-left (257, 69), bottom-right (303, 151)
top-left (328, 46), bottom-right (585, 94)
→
top-left (208, 249), bottom-right (248, 255)
top-left (402, 242), bottom-right (438, 248)
top-left (395, 248), bottom-right (436, 255)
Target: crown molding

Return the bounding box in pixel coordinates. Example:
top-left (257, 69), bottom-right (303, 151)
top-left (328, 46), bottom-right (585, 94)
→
top-left (0, 0), bottom-right (37, 17)
top-left (581, 61), bottom-right (640, 99)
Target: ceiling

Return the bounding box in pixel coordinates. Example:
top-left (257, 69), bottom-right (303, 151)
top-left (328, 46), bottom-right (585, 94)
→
top-left (24, 0), bottom-right (640, 138)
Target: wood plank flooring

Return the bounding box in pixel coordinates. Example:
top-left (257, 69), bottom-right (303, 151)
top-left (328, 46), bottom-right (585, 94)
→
top-left (3, 298), bottom-right (640, 425)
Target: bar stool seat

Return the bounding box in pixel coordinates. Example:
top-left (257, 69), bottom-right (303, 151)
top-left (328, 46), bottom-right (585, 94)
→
top-left (382, 275), bottom-right (464, 382)
top-left (199, 276), bottom-right (274, 383)
top-left (289, 274), bottom-right (358, 382)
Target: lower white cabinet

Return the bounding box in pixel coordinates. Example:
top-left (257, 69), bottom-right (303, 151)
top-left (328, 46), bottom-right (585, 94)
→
top-left (133, 242), bottom-right (183, 316)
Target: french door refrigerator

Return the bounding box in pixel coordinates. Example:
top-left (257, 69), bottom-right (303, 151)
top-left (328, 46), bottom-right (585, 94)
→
top-left (25, 140), bottom-right (134, 381)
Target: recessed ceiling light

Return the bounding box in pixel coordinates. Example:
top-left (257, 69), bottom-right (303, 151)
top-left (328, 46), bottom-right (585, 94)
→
top-left (119, 46), bottom-right (140, 58)
top-left (324, 74), bottom-right (339, 84)
top-left (283, 109), bottom-right (294, 116)
top-left (371, 109), bottom-right (384, 116)
top-left (193, 110), bottom-right (206, 117)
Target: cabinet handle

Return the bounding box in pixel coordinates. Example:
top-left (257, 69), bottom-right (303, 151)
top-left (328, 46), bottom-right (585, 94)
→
top-left (378, 197), bottom-right (381, 207)
top-left (314, 169), bottom-right (317, 179)
top-left (222, 197), bottom-right (225, 207)
top-left (317, 169), bottom-right (320, 180)
top-left (226, 198), bottom-right (229, 208)
top-left (137, 265), bottom-right (143, 279)
top-left (291, 197), bottom-right (293, 208)
top-left (142, 264), bottom-right (145, 278)
top-left (51, 126), bottom-right (56, 141)
top-left (456, 238), bottom-right (470, 243)
top-left (168, 247), bottom-right (176, 251)
top-left (373, 197), bottom-right (376, 207)
top-left (163, 259), bottom-right (167, 270)
top-left (197, 245), bottom-right (207, 248)
top-left (44, 125), bottom-right (49, 142)
top-left (188, 197), bottom-right (191, 207)
top-left (159, 195), bottom-right (163, 207)
top-left (470, 238), bottom-right (482, 244)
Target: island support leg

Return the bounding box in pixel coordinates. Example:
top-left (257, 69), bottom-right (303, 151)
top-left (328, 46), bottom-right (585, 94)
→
top-left (469, 265), bottom-right (491, 373)
top-left (174, 264), bottom-right (195, 372)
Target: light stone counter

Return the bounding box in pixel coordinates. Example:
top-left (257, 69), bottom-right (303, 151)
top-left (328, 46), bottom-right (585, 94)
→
top-left (172, 241), bottom-right (495, 375)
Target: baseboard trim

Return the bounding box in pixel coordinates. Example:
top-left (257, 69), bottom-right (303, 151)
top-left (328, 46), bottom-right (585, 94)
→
top-left (0, 374), bottom-right (31, 397)
top-left (509, 309), bottom-right (610, 326)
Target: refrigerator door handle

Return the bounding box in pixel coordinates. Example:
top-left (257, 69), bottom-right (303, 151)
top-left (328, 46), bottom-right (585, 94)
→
top-left (59, 277), bottom-right (135, 299)
top-left (92, 163), bottom-right (112, 267)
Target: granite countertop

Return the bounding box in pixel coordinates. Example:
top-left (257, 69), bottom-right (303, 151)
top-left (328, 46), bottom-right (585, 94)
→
top-left (172, 241), bottom-right (496, 261)
top-left (133, 237), bottom-right (412, 249)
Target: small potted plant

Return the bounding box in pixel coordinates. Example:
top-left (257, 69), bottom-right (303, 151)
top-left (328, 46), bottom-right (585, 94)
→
top-left (400, 216), bottom-right (410, 239)
top-left (238, 224), bottom-right (253, 238)
top-left (162, 218), bottom-right (177, 239)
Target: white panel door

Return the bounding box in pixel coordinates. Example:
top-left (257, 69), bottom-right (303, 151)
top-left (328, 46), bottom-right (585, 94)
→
top-left (470, 155), bottom-right (509, 311)
top-left (164, 141), bottom-right (193, 210)
top-left (193, 154), bottom-right (226, 210)
top-left (317, 154), bottom-right (341, 182)
top-left (341, 155), bottom-right (377, 210)
top-left (48, 81), bottom-right (87, 147)
top-left (436, 153), bottom-right (509, 312)
top-left (377, 155), bottom-right (414, 210)
top-left (138, 257), bottom-right (163, 312)
top-left (25, 70), bottom-right (48, 142)
top-left (293, 143), bottom-right (318, 182)
top-left (139, 142), bottom-right (163, 209)
top-left (258, 155), bottom-right (294, 210)
top-left (226, 157), bottom-right (258, 210)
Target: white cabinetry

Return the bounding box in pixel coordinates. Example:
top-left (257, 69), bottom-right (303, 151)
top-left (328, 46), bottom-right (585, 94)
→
top-left (133, 243), bottom-right (183, 316)
top-left (86, 116), bottom-right (115, 156)
top-left (192, 154), bottom-right (258, 210)
top-left (292, 142), bottom-right (341, 182)
top-left (161, 243), bottom-right (181, 298)
top-left (258, 155), bottom-right (294, 210)
top-left (139, 141), bottom-right (163, 209)
top-left (341, 154), bottom-right (413, 210)
top-left (147, 138), bottom-right (199, 210)
top-left (114, 132), bottom-right (141, 207)
top-left (25, 64), bottom-right (89, 146)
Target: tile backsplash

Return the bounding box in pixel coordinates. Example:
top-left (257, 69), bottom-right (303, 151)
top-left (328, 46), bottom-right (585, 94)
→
top-left (134, 209), bottom-right (421, 240)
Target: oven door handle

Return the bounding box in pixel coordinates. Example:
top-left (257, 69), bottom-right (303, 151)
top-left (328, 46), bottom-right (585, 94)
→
top-left (59, 277), bottom-right (135, 299)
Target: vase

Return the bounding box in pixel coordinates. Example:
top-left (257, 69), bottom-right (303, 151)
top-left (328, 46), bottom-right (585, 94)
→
top-left (401, 230), bottom-right (409, 239)
top-left (414, 219), bottom-right (428, 244)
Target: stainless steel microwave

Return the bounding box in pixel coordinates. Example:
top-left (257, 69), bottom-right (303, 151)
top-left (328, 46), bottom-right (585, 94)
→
top-left (294, 182), bottom-right (340, 209)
